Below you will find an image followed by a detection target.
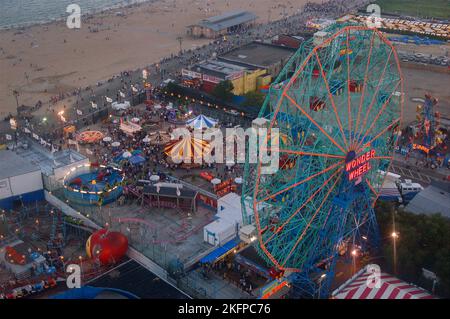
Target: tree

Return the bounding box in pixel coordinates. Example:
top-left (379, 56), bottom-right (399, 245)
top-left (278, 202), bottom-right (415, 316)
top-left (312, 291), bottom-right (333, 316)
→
top-left (212, 80), bottom-right (234, 102)
top-left (376, 203), bottom-right (450, 298)
top-left (242, 90), bottom-right (265, 108)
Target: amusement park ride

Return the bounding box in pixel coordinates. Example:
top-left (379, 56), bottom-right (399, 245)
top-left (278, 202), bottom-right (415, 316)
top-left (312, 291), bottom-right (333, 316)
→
top-left (415, 93), bottom-right (441, 147)
top-left (242, 24), bottom-right (403, 298)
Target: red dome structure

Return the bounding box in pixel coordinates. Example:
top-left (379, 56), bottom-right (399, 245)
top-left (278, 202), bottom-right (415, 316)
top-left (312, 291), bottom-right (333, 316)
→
top-left (86, 229), bottom-right (128, 266)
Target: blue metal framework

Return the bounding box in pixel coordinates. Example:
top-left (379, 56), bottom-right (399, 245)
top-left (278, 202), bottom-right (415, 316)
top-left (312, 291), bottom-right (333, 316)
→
top-left (242, 24), bottom-right (403, 298)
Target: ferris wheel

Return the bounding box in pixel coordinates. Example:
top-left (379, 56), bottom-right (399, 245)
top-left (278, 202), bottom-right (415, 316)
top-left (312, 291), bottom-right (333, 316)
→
top-left (242, 25), bottom-right (403, 297)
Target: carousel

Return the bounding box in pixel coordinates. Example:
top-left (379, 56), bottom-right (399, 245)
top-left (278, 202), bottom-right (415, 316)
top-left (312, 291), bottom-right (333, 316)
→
top-left (144, 131), bottom-right (171, 146)
top-left (76, 131), bottom-right (104, 144)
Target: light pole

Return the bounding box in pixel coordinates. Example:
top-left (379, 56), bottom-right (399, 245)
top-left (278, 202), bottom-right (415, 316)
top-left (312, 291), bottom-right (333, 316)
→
top-left (78, 255), bottom-right (83, 284)
top-left (351, 249), bottom-right (358, 275)
top-left (12, 89), bottom-right (19, 115)
top-left (392, 209), bottom-right (398, 275)
top-left (392, 231), bottom-right (398, 275)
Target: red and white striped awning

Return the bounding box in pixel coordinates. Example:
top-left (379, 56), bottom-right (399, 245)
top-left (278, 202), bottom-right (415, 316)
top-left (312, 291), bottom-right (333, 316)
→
top-left (332, 269), bottom-right (435, 299)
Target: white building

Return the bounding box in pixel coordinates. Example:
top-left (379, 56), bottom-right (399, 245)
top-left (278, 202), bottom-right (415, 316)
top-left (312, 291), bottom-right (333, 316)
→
top-left (203, 192), bottom-right (257, 246)
top-left (15, 138), bottom-right (89, 191)
top-left (0, 150), bottom-right (44, 210)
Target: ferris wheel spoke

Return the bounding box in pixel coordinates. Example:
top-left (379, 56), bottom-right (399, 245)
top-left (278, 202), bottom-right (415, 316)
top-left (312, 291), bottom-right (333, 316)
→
top-left (354, 49), bottom-right (394, 148)
top-left (354, 32), bottom-right (376, 149)
top-left (372, 155), bottom-right (393, 161)
top-left (263, 167), bottom-right (342, 246)
top-left (260, 148), bottom-right (345, 159)
top-left (357, 117), bottom-right (400, 153)
top-left (366, 178), bottom-right (379, 197)
top-left (256, 159), bottom-right (344, 204)
top-left (281, 175), bottom-right (341, 267)
top-left (345, 29), bottom-right (353, 147)
top-left (283, 93), bottom-right (346, 154)
top-left (354, 80), bottom-right (401, 151)
top-left (314, 50), bottom-right (349, 149)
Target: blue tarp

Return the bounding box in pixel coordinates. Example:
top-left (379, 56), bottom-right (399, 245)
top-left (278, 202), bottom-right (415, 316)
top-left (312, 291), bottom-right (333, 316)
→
top-left (129, 155), bottom-right (146, 165)
top-left (200, 238), bottom-right (240, 264)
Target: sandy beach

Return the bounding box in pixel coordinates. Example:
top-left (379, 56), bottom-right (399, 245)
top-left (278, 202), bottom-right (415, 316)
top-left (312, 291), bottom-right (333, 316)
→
top-left (0, 0), bottom-right (320, 117)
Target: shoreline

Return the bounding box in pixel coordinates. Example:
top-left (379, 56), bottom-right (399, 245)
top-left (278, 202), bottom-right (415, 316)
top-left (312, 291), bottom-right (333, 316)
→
top-left (0, 0), bottom-right (155, 31)
top-left (0, 0), bottom-right (318, 117)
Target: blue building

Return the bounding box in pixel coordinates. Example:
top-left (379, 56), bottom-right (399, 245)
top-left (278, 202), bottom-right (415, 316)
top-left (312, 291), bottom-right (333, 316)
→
top-left (0, 150), bottom-right (44, 210)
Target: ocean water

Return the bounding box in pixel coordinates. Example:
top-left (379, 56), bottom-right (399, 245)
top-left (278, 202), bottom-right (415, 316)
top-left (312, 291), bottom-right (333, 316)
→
top-left (0, 0), bottom-right (150, 29)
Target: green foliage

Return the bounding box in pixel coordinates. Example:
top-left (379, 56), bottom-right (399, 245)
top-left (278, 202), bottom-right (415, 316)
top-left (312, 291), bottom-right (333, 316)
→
top-left (376, 203), bottom-right (450, 297)
top-left (375, 0), bottom-right (450, 20)
top-left (212, 80), bottom-right (234, 102)
top-left (166, 81), bottom-right (177, 93)
top-left (242, 91), bottom-right (266, 108)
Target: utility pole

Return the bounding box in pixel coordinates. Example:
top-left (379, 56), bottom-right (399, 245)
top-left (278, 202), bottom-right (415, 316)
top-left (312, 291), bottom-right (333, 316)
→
top-left (176, 36), bottom-right (183, 55)
top-left (12, 89), bottom-right (19, 115)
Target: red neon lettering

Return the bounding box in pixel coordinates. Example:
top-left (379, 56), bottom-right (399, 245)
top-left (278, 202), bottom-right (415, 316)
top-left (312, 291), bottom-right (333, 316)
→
top-left (346, 150), bottom-right (374, 180)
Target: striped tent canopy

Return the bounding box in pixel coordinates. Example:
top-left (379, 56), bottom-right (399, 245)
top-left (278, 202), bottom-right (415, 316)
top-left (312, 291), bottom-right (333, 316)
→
top-left (332, 267), bottom-right (435, 299)
top-left (164, 136), bottom-right (211, 164)
top-left (186, 115), bottom-right (218, 130)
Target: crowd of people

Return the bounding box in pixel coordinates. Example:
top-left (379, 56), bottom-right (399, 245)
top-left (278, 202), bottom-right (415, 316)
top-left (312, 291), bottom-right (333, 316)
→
top-left (10, 0), bottom-right (368, 140)
top-left (201, 256), bottom-right (266, 296)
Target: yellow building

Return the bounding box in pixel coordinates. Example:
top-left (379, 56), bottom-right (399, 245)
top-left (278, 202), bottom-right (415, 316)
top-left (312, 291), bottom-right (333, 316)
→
top-left (183, 60), bottom-right (271, 96)
top-left (230, 69), bottom-right (270, 96)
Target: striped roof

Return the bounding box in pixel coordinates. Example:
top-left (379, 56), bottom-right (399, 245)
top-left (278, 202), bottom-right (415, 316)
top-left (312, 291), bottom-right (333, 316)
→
top-left (332, 268), bottom-right (435, 299)
top-left (186, 115), bottom-right (217, 129)
top-left (164, 136), bottom-right (211, 163)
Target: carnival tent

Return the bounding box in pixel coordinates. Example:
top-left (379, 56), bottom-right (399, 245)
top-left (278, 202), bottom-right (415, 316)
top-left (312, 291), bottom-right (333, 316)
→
top-left (186, 115), bottom-right (217, 130)
top-left (111, 101), bottom-right (131, 111)
top-left (164, 136), bottom-right (210, 164)
top-left (332, 266), bottom-right (435, 299)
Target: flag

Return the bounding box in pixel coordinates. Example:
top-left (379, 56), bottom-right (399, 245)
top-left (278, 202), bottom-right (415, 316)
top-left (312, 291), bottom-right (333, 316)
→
top-left (105, 96), bottom-right (113, 103)
top-left (9, 118), bottom-right (17, 130)
top-left (91, 101), bottom-right (98, 109)
top-left (76, 109), bottom-right (83, 116)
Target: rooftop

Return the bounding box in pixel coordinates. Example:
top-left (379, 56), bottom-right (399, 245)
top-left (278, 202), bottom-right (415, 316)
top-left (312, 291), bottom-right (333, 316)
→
top-left (405, 181), bottom-right (450, 217)
top-left (15, 137), bottom-right (87, 176)
top-left (0, 150), bottom-right (40, 179)
top-left (219, 42), bottom-right (295, 69)
top-left (87, 259), bottom-right (190, 299)
top-left (143, 185), bottom-right (197, 199)
top-left (190, 59), bottom-right (248, 79)
top-left (195, 10), bottom-right (257, 32)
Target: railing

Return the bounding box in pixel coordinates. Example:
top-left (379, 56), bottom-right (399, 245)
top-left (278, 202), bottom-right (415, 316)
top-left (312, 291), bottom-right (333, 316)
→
top-left (166, 175), bottom-right (218, 200)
